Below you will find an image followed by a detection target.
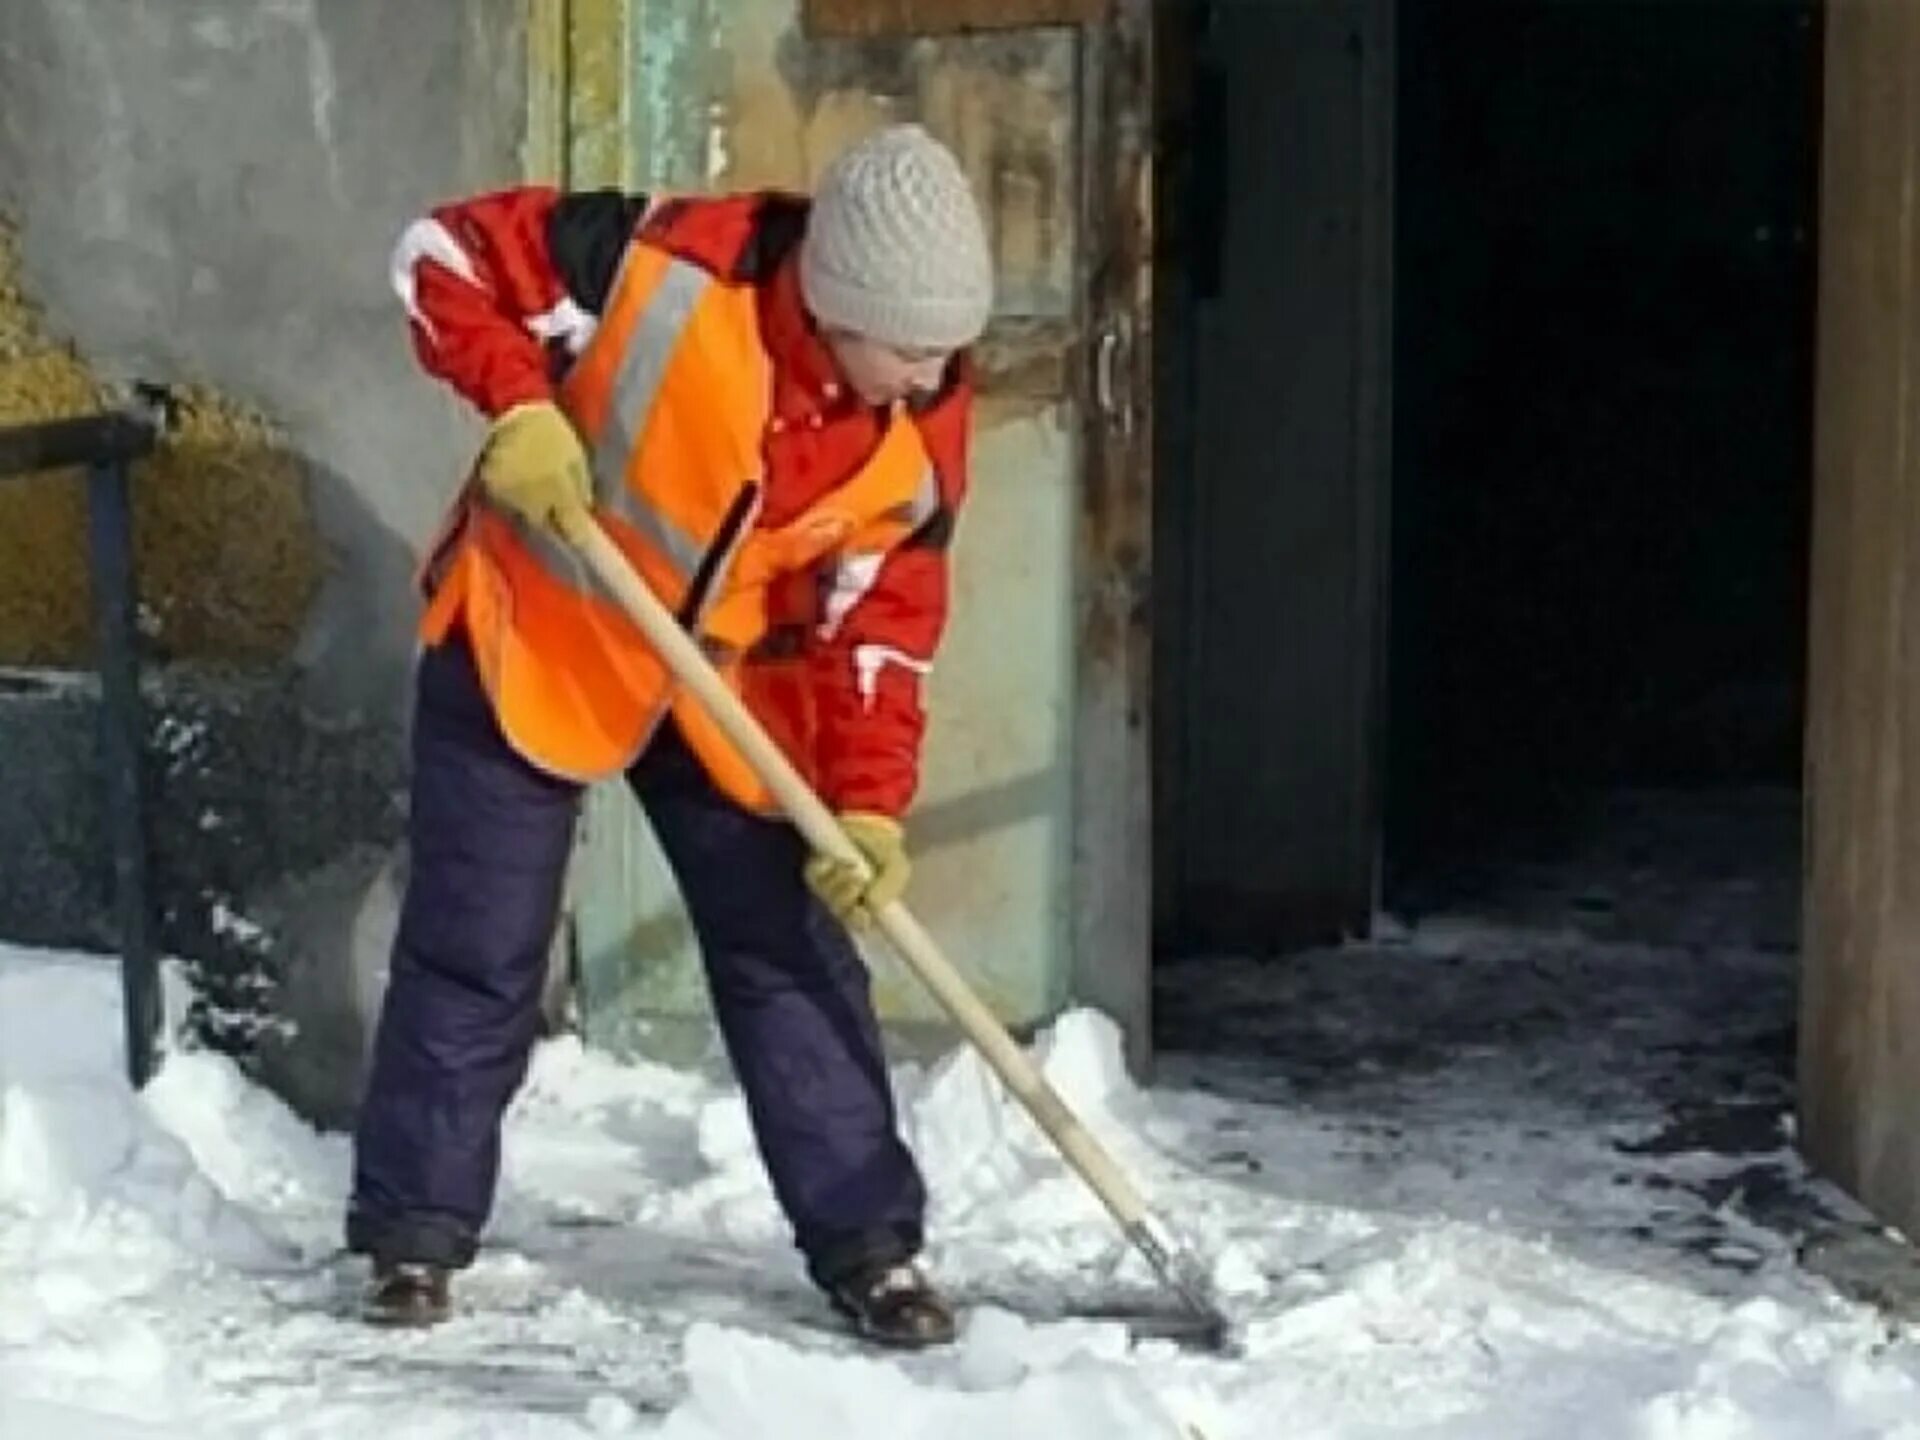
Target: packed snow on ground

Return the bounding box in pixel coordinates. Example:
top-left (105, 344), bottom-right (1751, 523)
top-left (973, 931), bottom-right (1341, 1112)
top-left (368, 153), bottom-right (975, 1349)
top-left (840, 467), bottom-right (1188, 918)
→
top-left (2, 931), bottom-right (1919, 1439)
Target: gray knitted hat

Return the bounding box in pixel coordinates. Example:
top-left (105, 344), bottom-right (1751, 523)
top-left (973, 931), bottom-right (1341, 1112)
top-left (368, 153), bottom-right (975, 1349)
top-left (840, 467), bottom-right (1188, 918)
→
top-left (800, 124), bottom-right (994, 352)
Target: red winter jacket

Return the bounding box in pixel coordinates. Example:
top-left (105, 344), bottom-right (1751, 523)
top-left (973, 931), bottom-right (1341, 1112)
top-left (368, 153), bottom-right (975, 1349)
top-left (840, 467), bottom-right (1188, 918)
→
top-left (391, 186), bottom-right (973, 818)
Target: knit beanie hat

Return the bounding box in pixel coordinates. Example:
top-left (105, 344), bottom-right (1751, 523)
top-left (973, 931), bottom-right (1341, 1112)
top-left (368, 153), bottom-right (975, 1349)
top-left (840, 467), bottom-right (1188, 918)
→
top-left (800, 124), bottom-right (994, 353)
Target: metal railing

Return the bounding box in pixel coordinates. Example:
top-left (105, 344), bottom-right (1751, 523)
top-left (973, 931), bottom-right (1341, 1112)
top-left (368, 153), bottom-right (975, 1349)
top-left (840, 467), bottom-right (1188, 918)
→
top-left (0, 398), bottom-right (166, 1087)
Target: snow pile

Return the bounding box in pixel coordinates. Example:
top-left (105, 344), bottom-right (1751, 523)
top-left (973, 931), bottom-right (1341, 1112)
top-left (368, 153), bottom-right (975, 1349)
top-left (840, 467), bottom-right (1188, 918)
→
top-left (3, 940), bottom-right (1920, 1437)
top-left (909, 1007), bottom-right (1139, 1210)
top-left (0, 953), bottom-right (299, 1271)
top-left (0, 951), bottom-right (293, 1433)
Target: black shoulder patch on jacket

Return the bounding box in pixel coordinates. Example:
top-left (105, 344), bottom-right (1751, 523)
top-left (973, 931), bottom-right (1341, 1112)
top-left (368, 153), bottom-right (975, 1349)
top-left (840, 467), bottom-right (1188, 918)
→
top-left (904, 505), bottom-right (956, 552)
top-left (547, 189), bottom-right (650, 316)
top-left (735, 195), bottom-right (811, 283)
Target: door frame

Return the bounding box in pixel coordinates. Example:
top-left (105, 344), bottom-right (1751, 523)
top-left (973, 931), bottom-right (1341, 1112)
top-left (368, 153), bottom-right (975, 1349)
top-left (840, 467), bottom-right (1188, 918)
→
top-left (1353, 0), bottom-right (1397, 940)
top-left (1071, 0), bottom-right (1157, 1075)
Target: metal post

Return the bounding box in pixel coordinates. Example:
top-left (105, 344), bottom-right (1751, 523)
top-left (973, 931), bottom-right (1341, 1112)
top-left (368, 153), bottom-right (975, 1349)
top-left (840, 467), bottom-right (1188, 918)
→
top-left (85, 457), bottom-right (160, 1088)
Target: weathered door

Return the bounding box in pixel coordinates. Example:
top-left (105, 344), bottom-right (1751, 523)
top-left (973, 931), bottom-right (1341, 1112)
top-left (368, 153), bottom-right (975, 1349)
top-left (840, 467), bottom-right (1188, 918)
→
top-left (549, 0), bottom-right (1154, 1066)
top-left (1153, 0), bottom-right (1394, 955)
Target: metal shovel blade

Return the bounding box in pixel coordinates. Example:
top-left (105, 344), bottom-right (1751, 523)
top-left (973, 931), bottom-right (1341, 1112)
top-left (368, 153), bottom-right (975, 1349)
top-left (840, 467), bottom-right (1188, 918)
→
top-left (1120, 1214), bottom-right (1238, 1352)
top-left (1068, 1297), bottom-right (1237, 1354)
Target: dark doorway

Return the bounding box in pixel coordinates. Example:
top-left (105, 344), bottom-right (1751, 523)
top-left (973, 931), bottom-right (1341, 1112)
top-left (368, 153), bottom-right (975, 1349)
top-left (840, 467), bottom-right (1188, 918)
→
top-left (1148, 0), bottom-right (1835, 1280)
top-left (1147, 0), bottom-right (1855, 1296)
top-left (1152, 0), bottom-right (1822, 961)
top-left (1382, 0), bottom-right (1821, 936)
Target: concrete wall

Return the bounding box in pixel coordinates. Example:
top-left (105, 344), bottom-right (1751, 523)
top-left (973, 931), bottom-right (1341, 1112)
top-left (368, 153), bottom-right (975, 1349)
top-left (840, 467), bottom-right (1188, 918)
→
top-left (0, 0), bottom-right (529, 1123)
top-left (0, 0), bottom-right (1108, 1103)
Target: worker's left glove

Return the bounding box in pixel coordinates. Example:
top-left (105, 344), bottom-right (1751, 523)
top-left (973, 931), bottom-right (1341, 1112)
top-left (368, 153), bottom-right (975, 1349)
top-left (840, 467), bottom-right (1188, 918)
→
top-left (805, 812), bottom-right (910, 931)
top-left (475, 400), bottom-right (592, 533)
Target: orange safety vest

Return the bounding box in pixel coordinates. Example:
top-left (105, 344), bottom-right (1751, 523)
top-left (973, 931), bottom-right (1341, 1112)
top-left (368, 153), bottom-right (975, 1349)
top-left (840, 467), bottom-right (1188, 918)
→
top-left (418, 235), bottom-right (941, 809)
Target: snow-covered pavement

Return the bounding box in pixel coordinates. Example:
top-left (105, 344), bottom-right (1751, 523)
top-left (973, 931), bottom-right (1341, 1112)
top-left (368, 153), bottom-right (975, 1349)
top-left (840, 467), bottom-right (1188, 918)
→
top-left (3, 900), bottom-right (1919, 1437)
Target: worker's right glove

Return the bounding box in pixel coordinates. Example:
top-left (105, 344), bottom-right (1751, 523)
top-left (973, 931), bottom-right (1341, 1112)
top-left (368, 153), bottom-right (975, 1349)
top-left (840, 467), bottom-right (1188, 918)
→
top-left (476, 400), bottom-right (592, 531)
top-left (805, 812), bottom-right (911, 933)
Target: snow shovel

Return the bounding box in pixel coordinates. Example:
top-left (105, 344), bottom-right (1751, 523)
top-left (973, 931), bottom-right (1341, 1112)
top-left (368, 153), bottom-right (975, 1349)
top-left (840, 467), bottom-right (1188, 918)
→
top-left (554, 506), bottom-right (1231, 1351)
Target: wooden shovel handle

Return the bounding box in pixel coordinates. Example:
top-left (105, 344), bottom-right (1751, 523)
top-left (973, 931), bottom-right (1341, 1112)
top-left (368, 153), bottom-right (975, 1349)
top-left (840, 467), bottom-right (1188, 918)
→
top-left (555, 506), bottom-right (1155, 1231)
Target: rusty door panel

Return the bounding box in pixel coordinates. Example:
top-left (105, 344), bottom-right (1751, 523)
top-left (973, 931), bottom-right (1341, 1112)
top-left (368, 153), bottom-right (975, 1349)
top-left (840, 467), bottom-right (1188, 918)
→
top-left (572, 1), bottom-right (1148, 1060)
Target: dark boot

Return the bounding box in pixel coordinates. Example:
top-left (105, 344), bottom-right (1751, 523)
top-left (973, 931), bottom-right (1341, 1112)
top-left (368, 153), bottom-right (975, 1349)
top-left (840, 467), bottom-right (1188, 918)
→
top-left (362, 1260), bottom-right (453, 1327)
top-left (826, 1260), bottom-right (957, 1349)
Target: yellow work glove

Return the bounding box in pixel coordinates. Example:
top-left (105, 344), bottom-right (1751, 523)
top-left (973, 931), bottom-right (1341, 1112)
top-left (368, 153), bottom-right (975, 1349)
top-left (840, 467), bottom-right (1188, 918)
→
top-left (805, 812), bottom-right (910, 931)
top-left (476, 400), bottom-right (592, 531)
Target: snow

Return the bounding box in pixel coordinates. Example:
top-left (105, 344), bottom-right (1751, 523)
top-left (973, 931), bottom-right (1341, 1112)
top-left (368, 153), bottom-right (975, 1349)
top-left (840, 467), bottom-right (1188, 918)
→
top-left (3, 932), bottom-right (1919, 1438)
top-left (208, 901), bottom-right (267, 948)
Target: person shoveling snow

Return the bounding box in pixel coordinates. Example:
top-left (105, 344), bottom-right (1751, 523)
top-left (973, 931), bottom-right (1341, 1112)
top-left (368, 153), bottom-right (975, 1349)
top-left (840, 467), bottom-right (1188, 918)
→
top-left (357, 122), bottom-right (994, 1345)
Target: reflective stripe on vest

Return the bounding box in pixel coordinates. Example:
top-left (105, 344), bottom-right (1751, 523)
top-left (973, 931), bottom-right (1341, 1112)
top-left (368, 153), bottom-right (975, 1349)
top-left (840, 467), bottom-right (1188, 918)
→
top-left (557, 242), bottom-right (774, 627)
top-left (589, 255), bottom-right (709, 581)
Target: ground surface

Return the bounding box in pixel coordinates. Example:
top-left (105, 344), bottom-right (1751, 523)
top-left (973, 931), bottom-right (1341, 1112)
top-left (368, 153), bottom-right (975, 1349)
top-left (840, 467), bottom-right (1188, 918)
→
top-left (4, 788), bottom-right (1919, 1437)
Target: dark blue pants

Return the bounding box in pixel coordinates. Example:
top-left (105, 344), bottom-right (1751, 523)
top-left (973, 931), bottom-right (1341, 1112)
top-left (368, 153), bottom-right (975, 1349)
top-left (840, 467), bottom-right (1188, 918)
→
top-left (347, 636), bottom-right (926, 1287)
